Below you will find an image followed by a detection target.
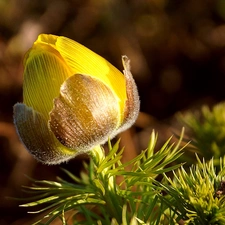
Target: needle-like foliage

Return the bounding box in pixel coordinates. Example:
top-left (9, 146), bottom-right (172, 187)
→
top-left (19, 129), bottom-right (185, 225)
top-left (178, 102), bottom-right (225, 165)
top-left (160, 155), bottom-right (225, 224)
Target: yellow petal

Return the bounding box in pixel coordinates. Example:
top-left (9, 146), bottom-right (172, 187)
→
top-left (13, 103), bottom-right (76, 164)
top-left (23, 48), bottom-right (72, 120)
top-left (43, 35), bottom-right (126, 123)
top-left (49, 74), bottom-right (120, 151)
top-left (34, 33), bottom-right (58, 46)
top-left (56, 37), bottom-right (126, 96)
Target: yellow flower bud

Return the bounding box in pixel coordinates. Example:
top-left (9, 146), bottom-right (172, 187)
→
top-left (13, 34), bottom-right (140, 164)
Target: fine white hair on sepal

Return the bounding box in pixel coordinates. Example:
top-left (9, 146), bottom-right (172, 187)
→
top-left (115, 55), bottom-right (140, 134)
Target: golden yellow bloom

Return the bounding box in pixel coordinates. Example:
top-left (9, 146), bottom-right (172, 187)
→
top-left (13, 34), bottom-right (139, 164)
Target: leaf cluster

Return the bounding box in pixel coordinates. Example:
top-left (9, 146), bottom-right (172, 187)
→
top-left (160, 155), bottom-right (225, 224)
top-left (20, 130), bottom-right (185, 225)
top-left (178, 102), bottom-right (225, 164)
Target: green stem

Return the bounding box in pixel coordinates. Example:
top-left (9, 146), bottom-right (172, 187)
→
top-left (89, 145), bottom-right (124, 222)
top-left (104, 185), bottom-right (123, 223)
top-left (90, 145), bottom-right (105, 166)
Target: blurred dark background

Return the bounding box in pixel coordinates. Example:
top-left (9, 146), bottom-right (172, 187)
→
top-left (1, 0), bottom-right (225, 224)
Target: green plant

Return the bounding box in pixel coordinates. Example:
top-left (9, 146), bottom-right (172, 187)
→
top-left (161, 155), bottom-right (225, 224)
top-left (178, 102), bottom-right (225, 165)
top-left (19, 130), bottom-right (185, 225)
